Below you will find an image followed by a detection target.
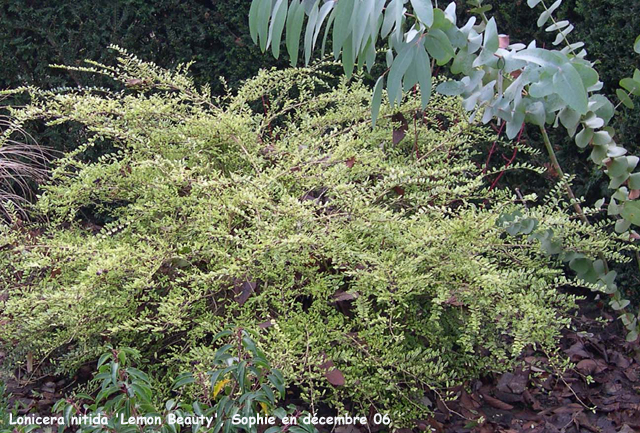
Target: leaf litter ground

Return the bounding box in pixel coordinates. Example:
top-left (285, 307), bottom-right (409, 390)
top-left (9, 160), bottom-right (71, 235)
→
top-left (2, 289), bottom-right (639, 433)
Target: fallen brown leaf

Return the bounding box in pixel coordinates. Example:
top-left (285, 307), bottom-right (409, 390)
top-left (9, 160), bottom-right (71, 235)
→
top-left (481, 393), bottom-right (514, 410)
top-left (392, 112), bottom-right (408, 145)
top-left (325, 368), bottom-right (345, 386)
top-left (345, 157), bottom-right (356, 168)
top-left (576, 359), bottom-right (598, 375)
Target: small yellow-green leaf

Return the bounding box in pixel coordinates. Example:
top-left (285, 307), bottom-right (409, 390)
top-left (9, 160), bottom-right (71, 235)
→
top-left (213, 378), bottom-right (231, 399)
top-left (371, 75), bottom-right (384, 127)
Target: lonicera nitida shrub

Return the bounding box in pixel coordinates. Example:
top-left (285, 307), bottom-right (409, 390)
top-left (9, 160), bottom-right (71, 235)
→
top-left (0, 48), bottom-right (631, 423)
top-left (0, 0), bottom-right (287, 195)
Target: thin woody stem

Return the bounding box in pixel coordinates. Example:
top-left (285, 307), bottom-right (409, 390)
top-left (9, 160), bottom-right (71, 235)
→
top-left (539, 126), bottom-right (610, 274)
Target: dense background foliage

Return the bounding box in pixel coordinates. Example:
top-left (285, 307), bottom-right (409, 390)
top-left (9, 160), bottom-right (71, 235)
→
top-left (2, 0), bottom-right (638, 118)
top-left (0, 0), bottom-right (285, 92)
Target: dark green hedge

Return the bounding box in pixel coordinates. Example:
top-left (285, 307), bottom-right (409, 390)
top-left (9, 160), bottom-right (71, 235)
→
top-left (0, 0), bottom-right (286, 157)
top-left (2, 0), bottom-right (638, 126)
top-left (0, 0), bottom-right (284, 92)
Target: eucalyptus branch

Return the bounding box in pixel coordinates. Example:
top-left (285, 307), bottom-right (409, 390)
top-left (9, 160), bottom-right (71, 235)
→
top-left (539, 127), bottom-right (585, 222)
top-left (540, 0), bottom-right (581, 55)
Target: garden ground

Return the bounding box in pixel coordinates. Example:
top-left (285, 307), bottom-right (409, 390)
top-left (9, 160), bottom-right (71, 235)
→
top-left (2, 288), bottom-right (639, 433)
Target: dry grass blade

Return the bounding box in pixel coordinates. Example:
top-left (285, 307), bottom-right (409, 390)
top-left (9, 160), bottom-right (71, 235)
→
top-left (0, 115), bottom-right (53, 220)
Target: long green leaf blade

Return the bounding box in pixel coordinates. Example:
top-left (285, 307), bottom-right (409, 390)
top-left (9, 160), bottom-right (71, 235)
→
top-left (333, 0), bottom-right (355, 59)
top-left (269, 0), bottom-right (289, 58)
top-left (387, 43), bottom-right (416, 106)
top-left (313, 1), bottom-right (335, 51)
top-left (249, 0), bottom-right (261, 44)
top-left (415, 42), bottom-right (432, 108)
top-left (304, 2), bottom-right (319, 64)
top-left (352, 0), bottom-right (374, 57)
top-left (321, 7), bottom-right (337, 56)
top-left (258, 0), bottom-right (272, 52)
top-left (342, 34), bottom-right (355, 77)
top-left (371, 76), bottom-right (384, 127)
top-left (286, 0), bottom-right (306, 66)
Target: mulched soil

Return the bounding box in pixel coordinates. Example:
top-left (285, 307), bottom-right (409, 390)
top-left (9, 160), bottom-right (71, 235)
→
top-left (2, 293), bottom-right (639, 433)
top-left (420, 297), bottom-right (640, 433)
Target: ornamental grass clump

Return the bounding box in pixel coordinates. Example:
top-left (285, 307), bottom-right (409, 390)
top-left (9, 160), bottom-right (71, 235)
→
top-left (0, 115), bottom-right (50, 220)
top-left (0, 48), bottom-right (628, 422)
